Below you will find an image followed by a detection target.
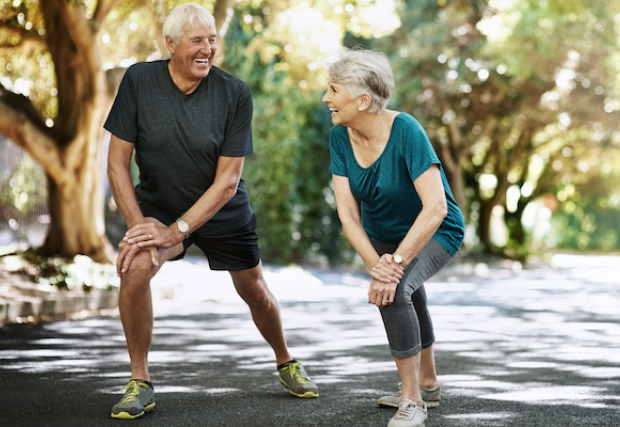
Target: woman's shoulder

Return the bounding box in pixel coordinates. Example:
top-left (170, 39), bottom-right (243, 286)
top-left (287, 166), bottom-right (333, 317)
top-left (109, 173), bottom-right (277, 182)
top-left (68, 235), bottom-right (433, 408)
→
top-left (393, 112), bottom-right (425, 131)
top-left (391, 113), bottom-right (432, 151)
top-left (329, 125), bottom-right (349, 140)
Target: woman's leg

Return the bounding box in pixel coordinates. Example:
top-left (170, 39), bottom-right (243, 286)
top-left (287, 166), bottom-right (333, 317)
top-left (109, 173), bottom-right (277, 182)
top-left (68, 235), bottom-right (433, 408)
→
top-left (377, 239), bottom-right (452, 403)
top-left (394, 352), bottom-right (425, 407)
top-left (412, 286), bottom-right (439, 390)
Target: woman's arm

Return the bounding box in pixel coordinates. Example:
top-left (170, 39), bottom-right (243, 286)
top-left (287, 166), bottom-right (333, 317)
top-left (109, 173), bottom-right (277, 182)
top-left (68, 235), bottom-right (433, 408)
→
top-left (332, 174), bottom-right (403, 306)
top-left (392, 164), bottom-right (448, 266)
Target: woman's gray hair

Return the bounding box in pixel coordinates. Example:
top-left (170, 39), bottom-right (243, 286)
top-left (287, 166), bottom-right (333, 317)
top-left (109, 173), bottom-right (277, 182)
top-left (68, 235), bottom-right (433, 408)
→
top-left (163, 3), bottom-right (216, 46)
top-left (326, 48), bottom-right (394, 114)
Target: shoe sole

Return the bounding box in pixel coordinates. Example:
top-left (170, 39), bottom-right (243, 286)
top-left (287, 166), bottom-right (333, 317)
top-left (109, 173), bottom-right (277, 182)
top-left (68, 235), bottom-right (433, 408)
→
top-left (378, 400), bottom-right (439, 408)
top-left (111, 402), bottom-right (155, 419)
top-left (279, 377), bottom-right (320, 398)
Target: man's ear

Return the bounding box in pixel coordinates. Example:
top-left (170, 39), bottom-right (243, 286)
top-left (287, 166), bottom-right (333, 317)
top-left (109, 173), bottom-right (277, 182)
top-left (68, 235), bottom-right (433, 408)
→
top-left (165, 36), bottom-right (176, 55)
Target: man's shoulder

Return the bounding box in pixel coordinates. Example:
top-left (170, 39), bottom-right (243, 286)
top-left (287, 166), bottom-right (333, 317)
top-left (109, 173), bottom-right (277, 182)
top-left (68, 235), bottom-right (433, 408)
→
top-left (210, 67), bottom-right (250, 92)
top-left (127, 59), bottom-right (165, 71)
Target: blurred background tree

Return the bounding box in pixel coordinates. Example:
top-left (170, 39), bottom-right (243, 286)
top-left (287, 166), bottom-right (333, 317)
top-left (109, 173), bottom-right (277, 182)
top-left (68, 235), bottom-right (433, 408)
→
top-left (0, 0), bottom-right (129, 262)
top-left (1, 0), bottom-right (619, 266)
top-left (344, 0), bottom-right (620, 258)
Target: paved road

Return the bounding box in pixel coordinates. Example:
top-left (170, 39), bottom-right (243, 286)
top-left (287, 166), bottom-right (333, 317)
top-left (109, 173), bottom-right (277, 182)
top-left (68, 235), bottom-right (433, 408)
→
top-left (1, 254), bottom-right (619, 426)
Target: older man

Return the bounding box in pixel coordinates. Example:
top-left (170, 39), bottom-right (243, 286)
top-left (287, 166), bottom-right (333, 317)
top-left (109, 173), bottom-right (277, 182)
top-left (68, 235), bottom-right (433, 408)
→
top-left (105, 2), bottom-right (318, 419)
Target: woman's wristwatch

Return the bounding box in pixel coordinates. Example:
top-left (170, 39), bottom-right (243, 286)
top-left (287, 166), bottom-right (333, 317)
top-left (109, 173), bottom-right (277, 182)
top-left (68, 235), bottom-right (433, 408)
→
top-left (393, 253), bottom-right (409, 269)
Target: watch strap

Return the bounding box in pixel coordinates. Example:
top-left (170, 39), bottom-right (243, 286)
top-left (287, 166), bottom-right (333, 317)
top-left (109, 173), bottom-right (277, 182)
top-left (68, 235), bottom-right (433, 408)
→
top-left (175, 218), bottom-right (191, 239)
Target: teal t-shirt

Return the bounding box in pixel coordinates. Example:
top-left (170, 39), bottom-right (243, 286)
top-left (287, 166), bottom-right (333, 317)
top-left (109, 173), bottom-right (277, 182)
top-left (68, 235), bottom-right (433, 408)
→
top-left (328, 112), bottom-right (465, 256)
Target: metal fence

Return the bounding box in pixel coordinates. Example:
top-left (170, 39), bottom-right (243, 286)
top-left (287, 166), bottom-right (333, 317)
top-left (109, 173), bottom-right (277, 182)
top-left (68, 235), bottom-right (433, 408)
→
top-left (0, 135), bottom-right (49, 251)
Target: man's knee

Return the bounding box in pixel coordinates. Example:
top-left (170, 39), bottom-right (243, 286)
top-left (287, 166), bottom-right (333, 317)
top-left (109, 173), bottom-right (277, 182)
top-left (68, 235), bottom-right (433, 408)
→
top-left (234, 273), bottom-right (273, 309)
top-left (121, 251), bottom-right (158, 285)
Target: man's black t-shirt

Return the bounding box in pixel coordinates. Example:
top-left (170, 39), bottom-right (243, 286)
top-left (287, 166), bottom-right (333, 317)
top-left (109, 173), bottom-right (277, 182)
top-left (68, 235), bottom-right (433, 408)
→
top-left (104, 60), bottom-right (255, 237)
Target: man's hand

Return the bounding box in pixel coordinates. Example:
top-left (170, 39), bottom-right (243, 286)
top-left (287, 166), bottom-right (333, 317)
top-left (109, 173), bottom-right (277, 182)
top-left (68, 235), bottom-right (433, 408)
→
top-left (368, 279), bottom-right (397, 308)
top-left (124, 221), bottom-right (183, 250)
top-left (117, 220), bottom-right (178, 275)
top-left (116, 238), bottom-right (158, 276)
top-left (369, 253), bottom-right (404, 284)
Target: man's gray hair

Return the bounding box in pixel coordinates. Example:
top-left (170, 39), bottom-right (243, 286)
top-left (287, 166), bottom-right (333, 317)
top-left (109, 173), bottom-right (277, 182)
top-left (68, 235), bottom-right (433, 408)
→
top-left (326, 47), bottom-right (394, 114)
top-left (163, 3), bottom-right (216, 46)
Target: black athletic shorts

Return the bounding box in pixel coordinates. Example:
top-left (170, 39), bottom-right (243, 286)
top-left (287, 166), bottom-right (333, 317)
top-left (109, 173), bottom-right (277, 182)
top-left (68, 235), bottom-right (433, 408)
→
top-left (139, 203), bottom-right (261, 271)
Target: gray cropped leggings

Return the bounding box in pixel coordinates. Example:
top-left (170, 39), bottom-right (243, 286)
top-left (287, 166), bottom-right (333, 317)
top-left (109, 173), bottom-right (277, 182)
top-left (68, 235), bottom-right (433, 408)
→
top-left (371, 238), bottom-right (453, 360)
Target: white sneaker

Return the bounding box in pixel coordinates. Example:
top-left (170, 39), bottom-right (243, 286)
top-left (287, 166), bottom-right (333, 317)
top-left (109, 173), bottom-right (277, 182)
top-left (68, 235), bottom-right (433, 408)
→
top-left (387, 399), bottom-right (427, 427)
top-left (378, 382), bottom-right (441, 408)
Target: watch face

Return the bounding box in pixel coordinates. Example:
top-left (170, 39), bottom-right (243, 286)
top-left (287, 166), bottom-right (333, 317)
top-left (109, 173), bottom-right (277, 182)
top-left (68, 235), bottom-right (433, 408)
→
top-left (177, 220), bottom-right (189, 233)
top-left (394, 254), bottom-right (402, 264)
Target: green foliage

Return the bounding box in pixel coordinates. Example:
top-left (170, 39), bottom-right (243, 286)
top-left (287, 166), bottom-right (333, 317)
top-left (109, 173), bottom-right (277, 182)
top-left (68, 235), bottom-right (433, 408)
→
top-left (0, 1), bottom-right (56, 120)
top-left (548, 149), bottom-right (620, 252)
top-left (352, 0), bottom-right (620, 256)
top-left (222, 12), bottom-right (346, 265)
top-left (16, 248), bottom-right (118, 291)
top-left (0, 154), bottom-right (47, 215)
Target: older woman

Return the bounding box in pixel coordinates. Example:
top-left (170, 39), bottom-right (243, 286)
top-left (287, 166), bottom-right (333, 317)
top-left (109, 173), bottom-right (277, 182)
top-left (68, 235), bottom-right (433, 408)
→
top-left (322, 48), bottom-right (465, 427)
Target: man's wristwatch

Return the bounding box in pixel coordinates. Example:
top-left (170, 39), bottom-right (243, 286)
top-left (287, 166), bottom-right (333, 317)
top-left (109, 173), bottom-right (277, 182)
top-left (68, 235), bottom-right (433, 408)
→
top-left (393, 253), bottom-right (409, 269)
top-left (176, 218), bottom-right (191, 239)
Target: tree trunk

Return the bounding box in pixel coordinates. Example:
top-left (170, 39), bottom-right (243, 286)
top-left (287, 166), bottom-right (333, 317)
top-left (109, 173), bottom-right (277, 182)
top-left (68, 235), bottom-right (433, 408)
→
top-left (44, 173), bottom-right (115, 263)
top-left (441, 158), bottom-right (468, 221)
top-left (478, 200), bottom-right (494, 252)
top-left (0, 0), bottom-right (121, 263)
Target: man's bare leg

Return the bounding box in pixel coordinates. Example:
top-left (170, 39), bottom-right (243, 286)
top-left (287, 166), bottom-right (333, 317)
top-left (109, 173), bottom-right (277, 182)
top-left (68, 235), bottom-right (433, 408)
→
top-left (118, 250), bottom-right (159, 382)
top-left (229, 261), bottom-right (292, 365)
top-left (118, 218), bottom-right (184, 381)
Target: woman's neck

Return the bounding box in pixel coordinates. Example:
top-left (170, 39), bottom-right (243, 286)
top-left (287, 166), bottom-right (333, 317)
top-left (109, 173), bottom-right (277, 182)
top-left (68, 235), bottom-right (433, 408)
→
top-left (348, 110), bottom-right (398, 146)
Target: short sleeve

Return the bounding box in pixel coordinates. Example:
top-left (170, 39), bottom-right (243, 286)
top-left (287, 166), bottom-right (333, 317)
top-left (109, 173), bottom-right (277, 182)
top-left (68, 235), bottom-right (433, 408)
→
top-left (398, 116), bottom-right (440, 182)
top-left (220, 83), bottom-right (253, 157)
top-left (328, 126), bottom-right (348, 177)
top-left (103, 66), bottom-right (138, 143)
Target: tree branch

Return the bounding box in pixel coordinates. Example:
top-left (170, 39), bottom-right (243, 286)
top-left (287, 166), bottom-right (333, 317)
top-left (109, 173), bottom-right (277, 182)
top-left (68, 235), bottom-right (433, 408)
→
top-left (0, 88), bottom-right (66, 185)
top-left (51, 0), bottom-right (96, 58)
top-left (91, 0), bottom-right (123, 31)
top-left (0, 21), bottom-right (46, 47)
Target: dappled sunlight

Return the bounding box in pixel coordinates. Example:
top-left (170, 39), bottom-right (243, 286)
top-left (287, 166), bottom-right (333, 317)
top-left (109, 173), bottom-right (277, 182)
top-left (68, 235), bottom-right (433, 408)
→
top-left (1, 256), bottom-right (619, 424)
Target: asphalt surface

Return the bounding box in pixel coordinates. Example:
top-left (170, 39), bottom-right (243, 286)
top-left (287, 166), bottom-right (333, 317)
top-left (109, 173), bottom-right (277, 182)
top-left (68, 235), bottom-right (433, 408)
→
top-left (1, 254), bottom-right (619, 427)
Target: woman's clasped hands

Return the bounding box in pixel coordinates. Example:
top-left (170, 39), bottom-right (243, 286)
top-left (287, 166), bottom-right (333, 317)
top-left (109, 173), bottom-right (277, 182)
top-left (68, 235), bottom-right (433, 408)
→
top-left (367, 253), bottom-right (405, 308)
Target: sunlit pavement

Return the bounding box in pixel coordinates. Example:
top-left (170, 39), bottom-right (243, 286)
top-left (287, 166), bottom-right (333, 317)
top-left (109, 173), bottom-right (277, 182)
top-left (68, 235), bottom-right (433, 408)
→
top-left (0, 254), bottom-right (619, 426)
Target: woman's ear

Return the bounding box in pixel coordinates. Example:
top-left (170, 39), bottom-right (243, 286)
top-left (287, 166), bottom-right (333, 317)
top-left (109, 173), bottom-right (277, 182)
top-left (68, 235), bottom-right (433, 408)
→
top-left (358, 93), bottom-right (372, 111)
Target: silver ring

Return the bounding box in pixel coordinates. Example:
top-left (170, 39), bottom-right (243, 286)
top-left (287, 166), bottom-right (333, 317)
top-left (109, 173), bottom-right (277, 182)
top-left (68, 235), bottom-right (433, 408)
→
top-left (148, 234), bottom-right (152, 239)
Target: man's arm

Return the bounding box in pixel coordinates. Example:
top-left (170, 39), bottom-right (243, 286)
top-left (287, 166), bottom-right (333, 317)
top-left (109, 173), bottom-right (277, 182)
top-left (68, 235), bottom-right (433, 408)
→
top-left (126, 155), bottom-right (245, 249)
top-left (108, 135), bottom-right (144, 229)
top-left (107, 134), bottom-right (158, 273)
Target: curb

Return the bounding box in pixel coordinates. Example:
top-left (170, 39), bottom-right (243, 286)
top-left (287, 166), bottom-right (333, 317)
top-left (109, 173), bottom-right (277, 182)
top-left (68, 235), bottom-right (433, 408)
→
top-left (0, 289), bottom-right (118, 325)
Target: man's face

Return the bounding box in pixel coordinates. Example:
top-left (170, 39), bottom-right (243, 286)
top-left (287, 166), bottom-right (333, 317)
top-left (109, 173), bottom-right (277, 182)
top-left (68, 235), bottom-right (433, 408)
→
top-left (167, 19), bottom-right (218, 83)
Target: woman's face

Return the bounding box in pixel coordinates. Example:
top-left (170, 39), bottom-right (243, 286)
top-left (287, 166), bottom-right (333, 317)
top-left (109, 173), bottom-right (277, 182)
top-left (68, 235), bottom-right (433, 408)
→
top-left (322, 81), bottom-right (360, 126)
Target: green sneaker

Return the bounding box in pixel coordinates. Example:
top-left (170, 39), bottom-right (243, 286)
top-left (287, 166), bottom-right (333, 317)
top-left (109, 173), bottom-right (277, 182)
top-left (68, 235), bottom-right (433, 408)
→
top-left (378, 382), bottom-right (441, 408)
top-left (278, 361), bottom-right (319, 398)
top-left (111, 380), bottom-right (155, 419)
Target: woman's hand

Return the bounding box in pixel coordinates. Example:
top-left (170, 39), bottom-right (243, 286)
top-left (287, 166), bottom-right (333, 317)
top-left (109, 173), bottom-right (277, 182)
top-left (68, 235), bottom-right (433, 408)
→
top-left (369, 253), bottom-right (405, 283)
top-left (368, 279), bottom-right (397, 308)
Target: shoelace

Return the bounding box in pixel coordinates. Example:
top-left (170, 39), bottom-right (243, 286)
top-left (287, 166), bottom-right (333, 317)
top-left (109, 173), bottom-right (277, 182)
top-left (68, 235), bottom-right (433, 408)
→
top-left (285, 363), bottom-right (310, 384)
top-left (395, 401), bottom-right (416, 420)
top-left (120, 381), bottom-right (148, 404)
